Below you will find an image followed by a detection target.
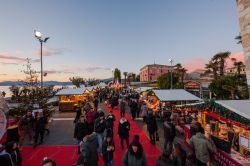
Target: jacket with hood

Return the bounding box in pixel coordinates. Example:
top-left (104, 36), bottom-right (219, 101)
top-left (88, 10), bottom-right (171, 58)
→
top-left (118, 119), bottom-right (130, 139)
top-left (189, 132), bottom-right (216, 164)
top-left (82, 132), bottom-right (99, 166)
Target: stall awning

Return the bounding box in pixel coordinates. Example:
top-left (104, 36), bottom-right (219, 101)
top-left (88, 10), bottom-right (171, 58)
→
top-left (97, 82), bottom-right (107, 88)
top-left (152, 89), bottom-right (202, 101)
top-left (216, 100), bottom-right (250, 120)
top-left (55, 88), bottom-right (86, 96)
top-left (85, 86), bottom-right (97, 91)
top-left (135, 87), bottom-right (153, 93)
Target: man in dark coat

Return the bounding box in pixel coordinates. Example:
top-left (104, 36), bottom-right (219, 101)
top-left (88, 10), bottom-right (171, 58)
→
top-left (146, 111), bottom-right (158, 144)
top-left (105, 110), bottom-right (116, 136)
top-left (94, 114), bottom-right (106, 153)
top-left (93, 97), bottom-right (99, 112)
top-left (74, 115), bottom-right (89, 153)
top-left (120, 99), bottom-right (126, 117)
top-left (118, 116), bottom-right (130, 149)
top-left (33, 112), bottom-right (47, 147)
top-left (130, 100), bottom-right (138, 120)
top-left (82, 132), bottom-right (99, 166)
top-left (19, 110), bottom-right (34, 147)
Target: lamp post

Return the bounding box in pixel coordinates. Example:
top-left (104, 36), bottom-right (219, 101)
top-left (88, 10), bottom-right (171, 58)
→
top-left (111, 68), bottom-right (114, 83)
top-left (34, 30), bottom-right (49, 88)
top-left (169, 58), bottom-right (173, 89)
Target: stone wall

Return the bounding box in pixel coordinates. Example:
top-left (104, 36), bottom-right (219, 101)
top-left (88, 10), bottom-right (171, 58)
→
top-left (236, 0), bottom-right (250, 94)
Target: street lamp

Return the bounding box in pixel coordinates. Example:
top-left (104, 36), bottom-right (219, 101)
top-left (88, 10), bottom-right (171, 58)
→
top-left (169, 58), bottom-right (173, 89)
top-left (111, 68), bottom-right (114, 83)
top-left (34, 30), bottom-right (49, 88)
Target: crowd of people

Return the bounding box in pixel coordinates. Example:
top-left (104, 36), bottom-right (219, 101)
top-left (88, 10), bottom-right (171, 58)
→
top-left (0, 87), bottom-right (217, 166)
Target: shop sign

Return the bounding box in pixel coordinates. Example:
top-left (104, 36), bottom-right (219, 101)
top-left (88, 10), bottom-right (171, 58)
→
top-left (184, 81), bottom-right (200, 89)
top-left (212, 150), bottom-right (242, 166)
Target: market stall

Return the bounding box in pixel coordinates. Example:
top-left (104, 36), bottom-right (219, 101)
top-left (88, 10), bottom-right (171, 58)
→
top-left (56, 88), bottom-right (87, 111)
top-left (176, 100), bottom-right (250, 166)
top-left (148, 89), bottom-right (202, 112)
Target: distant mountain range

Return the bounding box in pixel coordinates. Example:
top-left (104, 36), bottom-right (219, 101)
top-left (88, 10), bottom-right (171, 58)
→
top-left (0, 78), bottom-right (114, 86)
top-left (0, 81), bottom-right (73, 86)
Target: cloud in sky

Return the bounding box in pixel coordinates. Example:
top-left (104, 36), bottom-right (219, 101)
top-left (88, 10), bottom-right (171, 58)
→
top-left (0, 62), bottom-right (19, 65)
top-left (33, 47), bottom-right (69, 57)
top-left (0, 53), bottom-right (26, 62)
top-left (85, 67), bottom-right (111, 72)
top-left (183, 58), bottom-right (206, 73)
top-left (183, 52), bottom-right (245, 73)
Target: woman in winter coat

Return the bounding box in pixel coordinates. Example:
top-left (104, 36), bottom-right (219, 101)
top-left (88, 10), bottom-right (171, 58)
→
top-left (118, 117), bottom-right (130, 149)
top-left (102, 131), bottom-right (115, 166)
top-left (122, 137), bottom-right (147, 166)
top-left (74, 116), bottom-right (89, 153)
top-left (82, 132), bottom-right (99, 166)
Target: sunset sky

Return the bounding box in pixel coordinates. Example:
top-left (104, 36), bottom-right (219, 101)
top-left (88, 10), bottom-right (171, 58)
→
top-left (0, 0), bottom-right (244, 82)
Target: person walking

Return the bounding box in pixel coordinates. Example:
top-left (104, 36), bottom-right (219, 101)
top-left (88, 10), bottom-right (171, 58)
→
top-left (130, 100), bottom-right (138, 120)
top-left (118, 116), bottom-right (130, 149)
top-left (82, 132), bottom-right (99, 166)
top-left (141, 102), bottom-right (148, 123)
top-left (122, 136), bottom-right (147, 166)
top-left (105, 110), bottom-right (116, 136)
top-left (95, 108), bottom-right (105, 120)
top-left (18, 110), bottom-right (34, 148)
top-left (74, 115), bottom-right (89, 154)
top-left (94, 114), bottom-right (106, 153)
top-left (189, 124), bottom-right (216, 166)
top-left (120, 99), bottom-right (126, 117)
top-left (102, 131), bottom-right (115, 166)
top-left (93, 97), bottom-right (99, 112)
top-left (33, 112), bottom-right (47, 148)
top-left (87, 108), bottom-right (96, 133)
top-left (146, 110), bottom-right (158, 144)
top-left (74, 107), bottom-right (82, 124)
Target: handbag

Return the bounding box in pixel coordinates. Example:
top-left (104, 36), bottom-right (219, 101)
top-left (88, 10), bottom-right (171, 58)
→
top-left (156, 132), bottom-right (159, 141)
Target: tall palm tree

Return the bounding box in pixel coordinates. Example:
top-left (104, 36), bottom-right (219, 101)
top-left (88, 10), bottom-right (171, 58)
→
top-left (234, 61), bottom-right (244, 76)
top-left (205, 60), bottom-right (218, 79)
top-left (180, 68), bottom-right (187, 84)
top-left (212, 52), bottom-right (230, 76)
top-left (231, 58), bottom-right (244, 76)
top-left (123, 72), bottom-right (128, 87)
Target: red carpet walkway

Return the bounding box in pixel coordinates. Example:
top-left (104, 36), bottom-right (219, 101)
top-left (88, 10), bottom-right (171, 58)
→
top-left (22, 105), bottom-right (162, 166)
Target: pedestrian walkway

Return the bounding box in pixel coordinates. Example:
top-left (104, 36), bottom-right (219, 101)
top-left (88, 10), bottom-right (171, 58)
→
top-left (21, 103), bottom-right (162, 165)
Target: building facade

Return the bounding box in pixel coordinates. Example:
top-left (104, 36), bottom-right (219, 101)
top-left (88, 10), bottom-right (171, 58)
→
top-left (140, 64), bottom-right (172, 82)
top-left (236, 0), bottom-right (250, 93)
top-left (224, 65), bottom-right (246, 75)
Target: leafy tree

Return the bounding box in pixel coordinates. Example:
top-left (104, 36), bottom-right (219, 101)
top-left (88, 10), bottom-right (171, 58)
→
top-left (114, 68), bottom-right (121, 83)
top-left (212, 52), bottom-right (230, 76)
top-left (157, 73), bottom-right (179, 89)
top-left (174, 63), bottom-right (187, 84)
top-left (205, 60), bottom-right (218, 79)
top-left (231, 58), bottom-right (244, 76)
top-left (209, 75), bottom-right (248, 99)
top-left (123, 72), bottom-right (128, 86)
top-left (136, 74), bottom-right (140, 81)
top-left (69, 77), bottom-right (85, 88)
top-left (9, 59), bottom-right (55, 117)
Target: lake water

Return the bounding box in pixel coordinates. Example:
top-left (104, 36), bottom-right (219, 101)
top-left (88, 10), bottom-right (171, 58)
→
top-left (0, 85), bottom-right (75, 98)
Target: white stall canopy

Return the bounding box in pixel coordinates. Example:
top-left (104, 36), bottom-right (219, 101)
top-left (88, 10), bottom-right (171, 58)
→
top-left (56, 88), bottom-right (86, 96)
top-left (152, 89), bottom-right (202, 101)
top-left (216, 100), bottom-right (250, 120)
